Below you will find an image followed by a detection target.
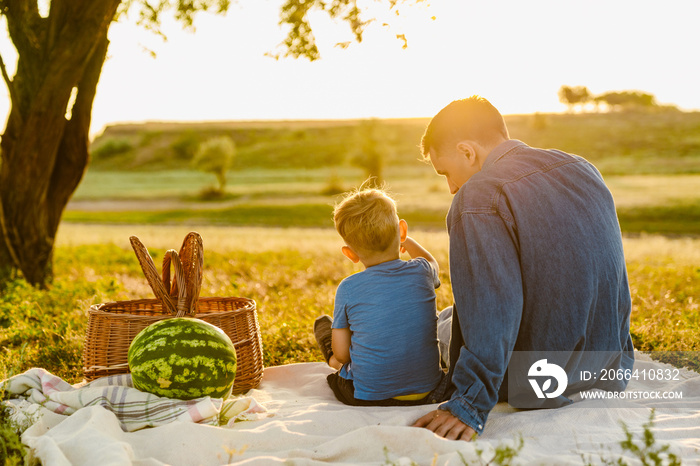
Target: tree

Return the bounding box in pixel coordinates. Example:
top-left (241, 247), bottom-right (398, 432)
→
top-left (192, 136), bottom-right (235, 194)
top-left (0, 0), bottom-right (421, 288)
top-left (557, 85), bottom-right (591, 112)
top-left (596, 91), bottom-right (657, 111)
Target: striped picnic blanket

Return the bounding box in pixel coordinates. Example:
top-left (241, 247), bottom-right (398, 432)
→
top-left (1, 368), bottom-right (266, 432)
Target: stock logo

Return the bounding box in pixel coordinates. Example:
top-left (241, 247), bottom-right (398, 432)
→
top-left (528, 359), bottom-right (568, 399)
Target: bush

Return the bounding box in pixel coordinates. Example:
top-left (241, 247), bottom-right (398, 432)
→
top-left (320, 171), bottom-right (346, 196)
top-left (170, 130), bottom-right (202, 161)
top-left (197, 186), bottom-right (228, 201)
top-left (90, 137), bottom-right (133, 160)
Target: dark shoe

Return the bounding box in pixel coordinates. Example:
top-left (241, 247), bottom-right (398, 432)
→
top-left (313, 315), bottom-right (333, 363)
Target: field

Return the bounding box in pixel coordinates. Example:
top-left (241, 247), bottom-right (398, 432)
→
top-left (65, 166), bottom-right (700, 235)
top-left (72, 111), bottom-right (700, 235)
top-left (1, 111), bottom-right (700, 383)
top-left (1, 225), bottom-right (698, 383)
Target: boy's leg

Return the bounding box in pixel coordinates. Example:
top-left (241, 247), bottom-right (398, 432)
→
top-left (326, 372), bottom-right (447, 406)
top-left (313, 315), bottom-right (334, 364)
top-left (327, 373), bottom-right (430, 407)
top-left (326, 372), bottom-right (365, 405)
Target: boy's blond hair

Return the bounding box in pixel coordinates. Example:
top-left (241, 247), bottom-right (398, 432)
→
top-left (333, 188), bottom-right (399, 254)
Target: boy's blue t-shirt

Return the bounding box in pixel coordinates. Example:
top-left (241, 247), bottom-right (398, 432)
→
top-left (332, 257), bottom-right (443, 400)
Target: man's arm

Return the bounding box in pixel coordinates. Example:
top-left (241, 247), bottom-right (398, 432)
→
top-left (417, 210), bottom-right (523, 439)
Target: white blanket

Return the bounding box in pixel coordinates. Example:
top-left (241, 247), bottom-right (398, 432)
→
top-left (11, 354), bottom-right (700, 465)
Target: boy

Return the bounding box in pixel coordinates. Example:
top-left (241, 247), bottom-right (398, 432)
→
top-left (313, 188), bottom-right (444, 406)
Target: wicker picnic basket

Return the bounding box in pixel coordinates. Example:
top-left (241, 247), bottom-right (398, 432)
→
top-left (82, 232), bottom-right (264, 394)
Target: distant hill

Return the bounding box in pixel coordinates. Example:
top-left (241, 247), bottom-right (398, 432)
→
top-left (89, 118), bottom-right (430, 172)
top-left (505, 111), bottom-right (700, 175)
top-left (89, 112), bottom-right (700, 175)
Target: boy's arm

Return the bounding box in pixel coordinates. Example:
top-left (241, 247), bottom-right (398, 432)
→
top-left (331, 328), bottom-right (351, 364)
top-left (401, 236), bottom-right (439, 275)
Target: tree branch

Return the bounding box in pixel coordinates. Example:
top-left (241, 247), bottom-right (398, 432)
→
top-left (0, 53), bottom-right (15, 98)
top-left (0, 52), bottom-right (23, 126)
top-left (4, 0), bottom-right (44, 53)
top-left (48, 32), bottom-right (112, 234)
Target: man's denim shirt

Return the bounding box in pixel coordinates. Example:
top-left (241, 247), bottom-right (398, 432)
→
top-left (440, 140), bottom-right (635, 434)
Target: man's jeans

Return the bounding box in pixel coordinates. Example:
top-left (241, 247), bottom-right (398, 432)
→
top-left (437, 306), bottom-right (453, 369)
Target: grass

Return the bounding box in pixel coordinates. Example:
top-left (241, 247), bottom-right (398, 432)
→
top-left (617, 203), bottom-right (700, 235)
top-left (67, 164), bottom-right (700, 235)
top-left (63, 203), bottom-right (450, 231)
top-left (579, 410), bottom-right (682, 466)
top-left (71, 167), bottom-right (372, 200)
top-left (64, 201), bottom-right (700, 235)
top-left (0, 404), bottom-right (27, 466)
top-left (506, 111), bottom-right (700, 175)
top-left (1, 225), bottom-right (698, 383)
top-left (73, 167), bottom-right (700, 208)
top-left (624, 235), bottom-right (700, 355)
top-left (65, 203), bottom-right (337, 227)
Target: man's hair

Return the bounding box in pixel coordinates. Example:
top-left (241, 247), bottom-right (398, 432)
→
top-left (420, 95), bottom-right (509, 159)
top-left (333, 188), bottom-right (399, 254)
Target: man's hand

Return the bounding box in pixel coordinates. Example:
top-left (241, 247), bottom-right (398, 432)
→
top-left (412, 410), bottom-right (476, 441)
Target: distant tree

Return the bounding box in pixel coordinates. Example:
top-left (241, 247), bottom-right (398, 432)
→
top-left (350, 119), bottom-right (391, 187)
top-left (634, 92), bottom-right (656, 107)
top-left (558, 85), bottom-right (591, 112)
top-left (192, 136), bottom-right (236, 194)
top-left (596, 91), bottom-right (627, 109)
top-left (0, 0), bottom-right (424, 287)
top-left (596, 91), bottom-right (657, 111)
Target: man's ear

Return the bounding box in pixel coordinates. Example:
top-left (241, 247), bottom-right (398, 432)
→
top-left (456, 141), bottom-right (479, 166)
top-left (399, 219), bottom-right (408, 243)
top-left (341, 246), bottom-right (361, 263)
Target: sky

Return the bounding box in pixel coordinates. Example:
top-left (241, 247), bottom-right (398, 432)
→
top-left (1, 0), bottom-right (699, 138)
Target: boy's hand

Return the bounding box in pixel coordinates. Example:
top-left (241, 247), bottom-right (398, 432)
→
top-left (412, 410), bottom-right (476, 441)
top-left (400, 236), bottom-right (416, 254)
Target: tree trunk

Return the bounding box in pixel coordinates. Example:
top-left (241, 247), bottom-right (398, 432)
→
top-left (0, 231), bottom-right (18, 285)
top-left (217, 171), bottom-right (227, 193)
top-left (0, 0), bottom-right (120, 287)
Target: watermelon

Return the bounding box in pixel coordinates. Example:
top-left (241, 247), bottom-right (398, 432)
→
top-left (128, 318), bottom-right (237, 400)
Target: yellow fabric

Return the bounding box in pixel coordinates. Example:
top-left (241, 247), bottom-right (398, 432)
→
top-left (392, 391), bottom-right (430, 401)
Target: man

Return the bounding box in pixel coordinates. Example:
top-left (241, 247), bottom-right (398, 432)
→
top-left (412, 96), bottom-right (635, 441)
